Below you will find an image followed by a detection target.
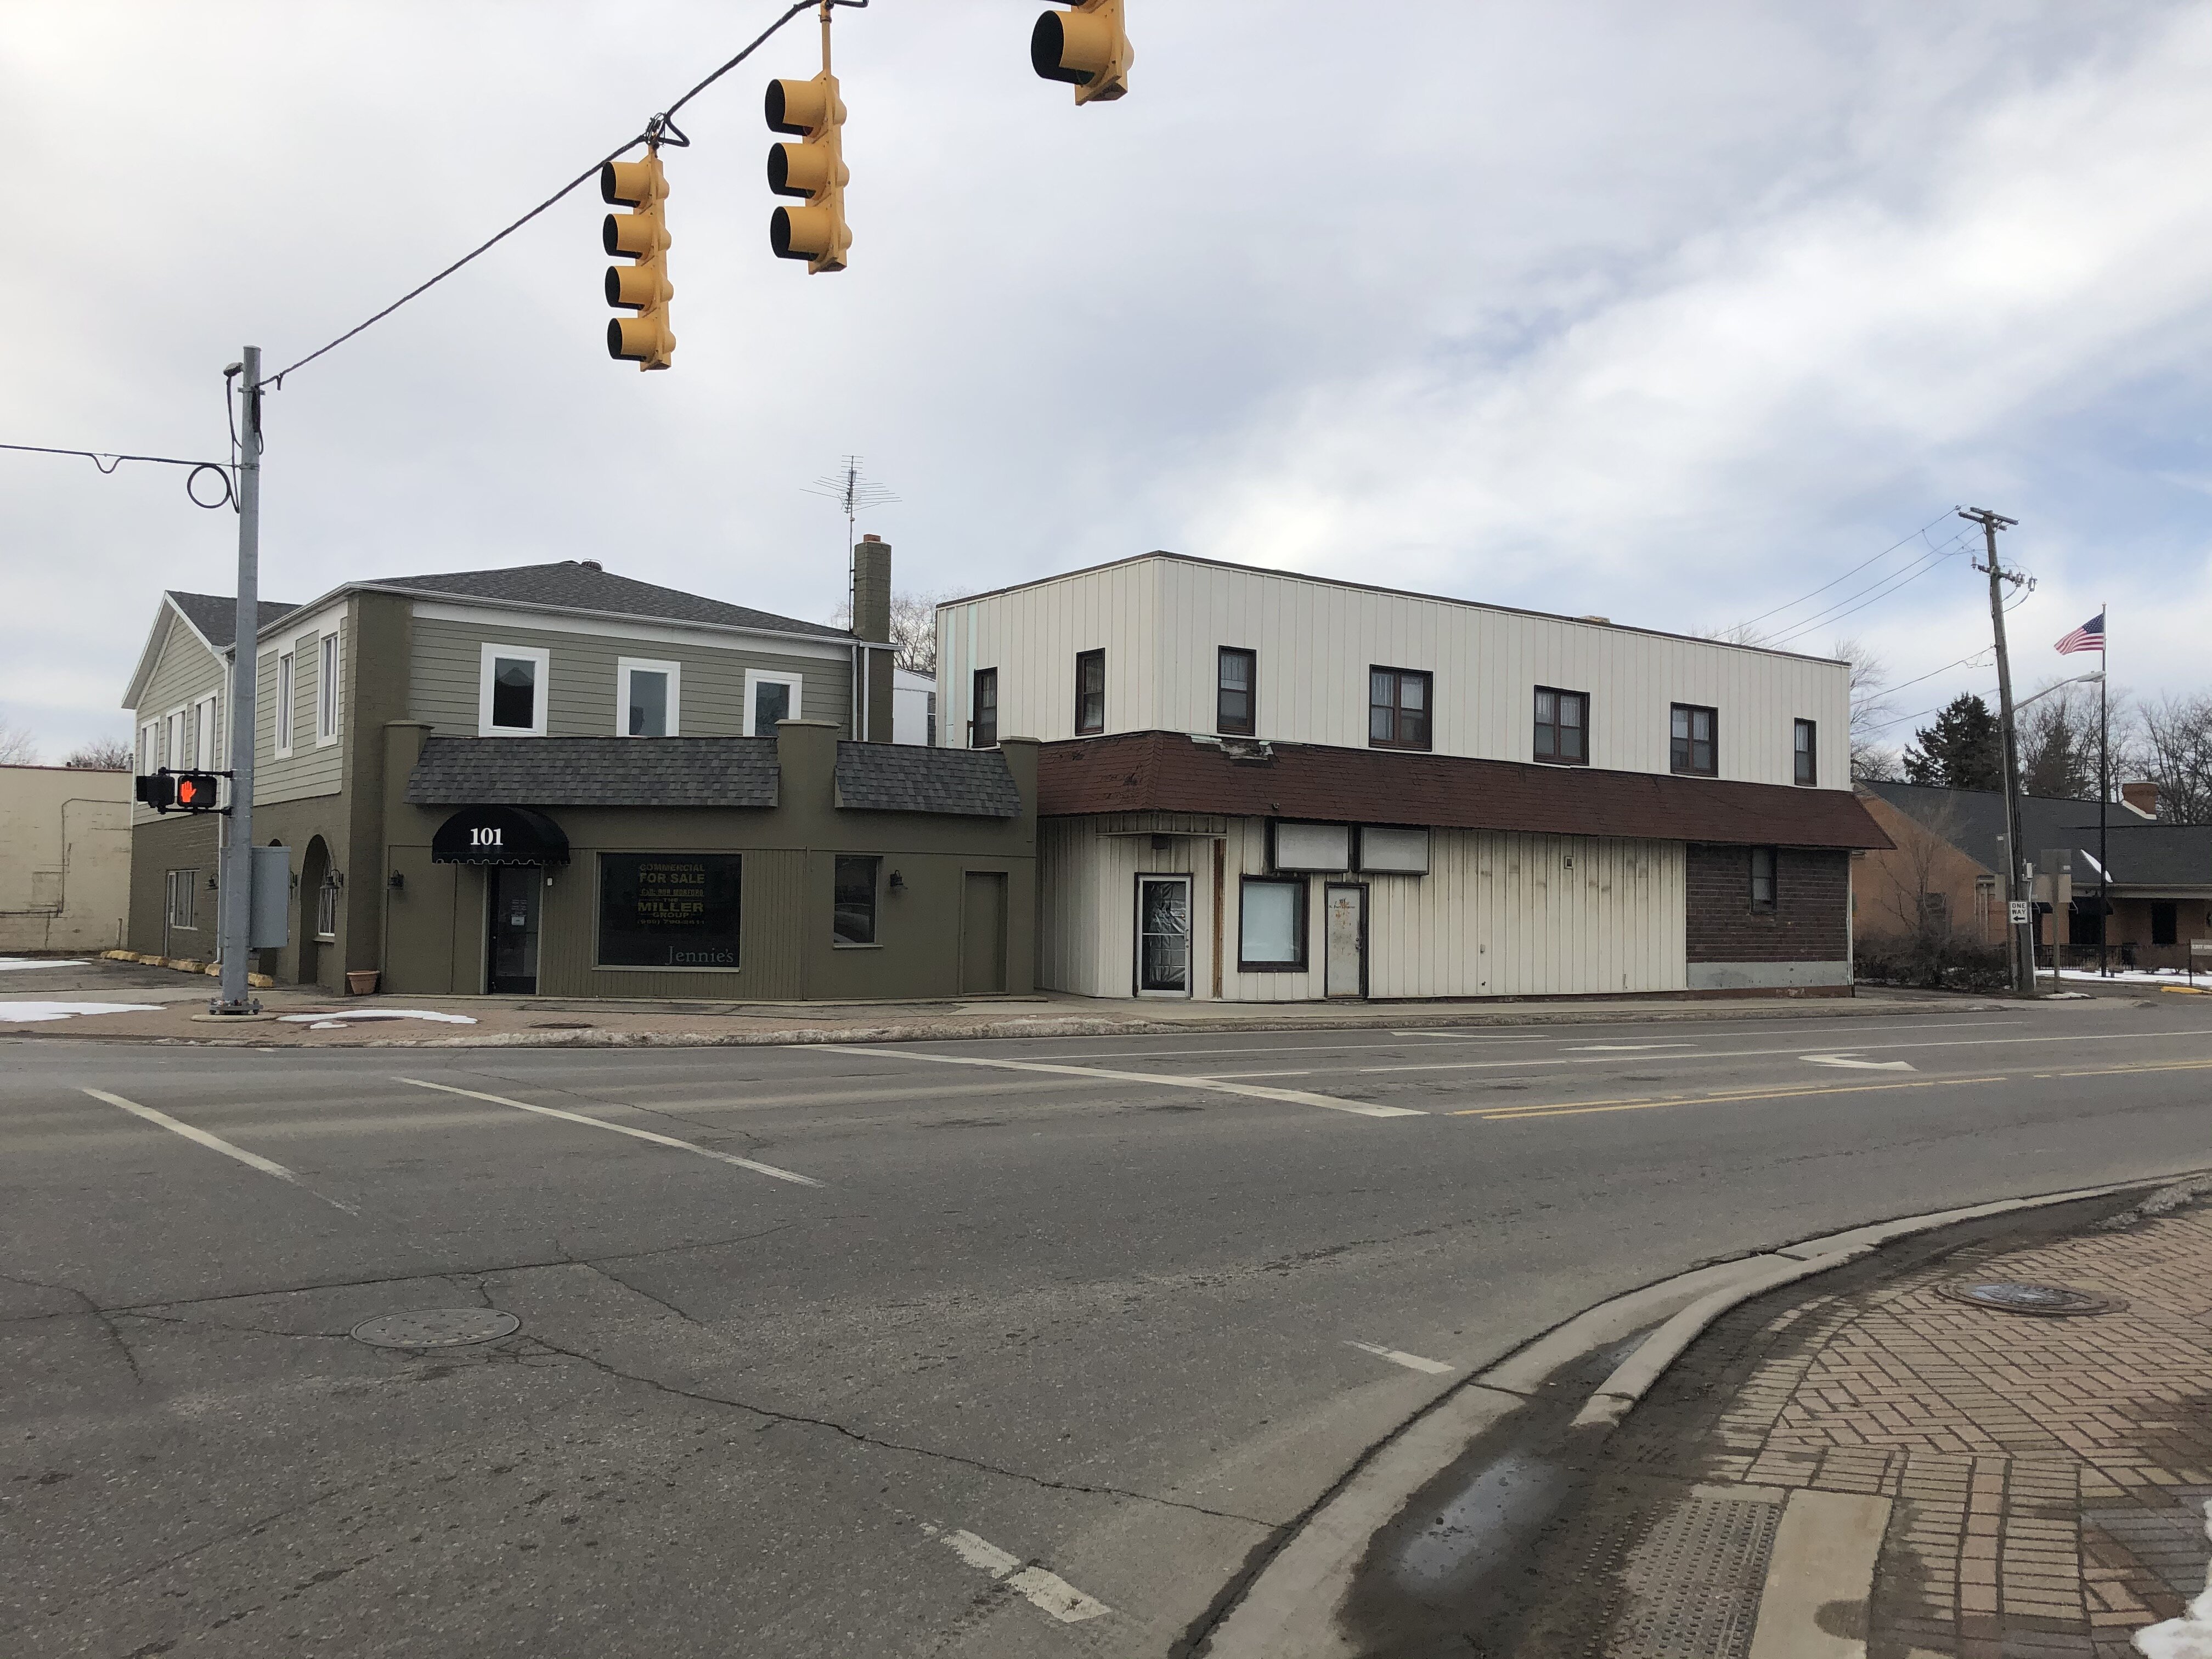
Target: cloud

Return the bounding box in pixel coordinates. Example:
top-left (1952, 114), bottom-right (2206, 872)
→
top-left (2, 1), bottom-right (2209, 753)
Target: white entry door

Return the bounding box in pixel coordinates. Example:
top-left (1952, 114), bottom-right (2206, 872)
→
top-left (1136, 875), bottom-right (1193, 996)
top-left (1324, 883), bottom-right (1367, 999)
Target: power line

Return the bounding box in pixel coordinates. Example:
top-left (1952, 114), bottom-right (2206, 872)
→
top-left (1732, 510), bottom-right (1956, 634)
top-left (261, 0), bottom-right (828, 390)
top-left (1766, 532), bottom-right (1971, 646)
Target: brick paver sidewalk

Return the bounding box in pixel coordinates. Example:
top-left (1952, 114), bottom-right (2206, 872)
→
top-left (1539, 1187), bottom-right (2212, 1658)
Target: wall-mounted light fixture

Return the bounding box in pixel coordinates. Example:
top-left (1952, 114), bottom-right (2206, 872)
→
top-left (889, 870), bottom-right (906, 891)
top-left (388, 871), bottom-right (405, 890)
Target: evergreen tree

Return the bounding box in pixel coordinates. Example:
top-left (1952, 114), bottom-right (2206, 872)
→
top-left (2020, 695), bottom-right (2095, 798)
top-left (1901, 694), bottom-right (2001, 791)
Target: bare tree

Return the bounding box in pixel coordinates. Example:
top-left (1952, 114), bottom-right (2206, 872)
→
top-left (1833, 636), bottom-right (1899, 781)
top-left (833, 590), bottom-right (949, 675)
top-left (2017, 680), bottom-right (2101, 798)
top-left (0, 720), bottom-right (37, 765)
top-left (65, 736), bottom-right (134, 771)
top-left (1879, 793), bottom-right (1962, 939)
top-left (2132, 692), bottom-right (2212, 823)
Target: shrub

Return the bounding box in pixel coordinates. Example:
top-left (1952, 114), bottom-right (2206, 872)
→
top-left (1854, 929), bottom-right (2011, 991)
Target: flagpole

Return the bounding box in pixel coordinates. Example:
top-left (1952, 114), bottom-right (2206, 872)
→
top-left (2099, 602), bottom-right (2109, 978)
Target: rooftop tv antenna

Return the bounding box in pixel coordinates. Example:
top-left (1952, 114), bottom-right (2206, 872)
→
top-left (805, 454), bottom-right (899, 556)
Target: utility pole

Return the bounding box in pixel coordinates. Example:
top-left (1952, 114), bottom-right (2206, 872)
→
top-left (213, 348), bottom-right (262, 1015)
top-left (1962, 506), bottom-right (2032, 996)
top-left (2098, 601), bottom-right (2110, 979)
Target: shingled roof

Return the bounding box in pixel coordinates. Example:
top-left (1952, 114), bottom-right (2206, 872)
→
top-left (405, 737), bottom-right (780, 809)
top-left (836, 743), bottom-right (1023, 817)
top-left (1037, 732), bottom-right (1892, 849)
top-left (168, 591), bottom-right (302, 650)
top-left (364, 561), bottom-right (851, 641)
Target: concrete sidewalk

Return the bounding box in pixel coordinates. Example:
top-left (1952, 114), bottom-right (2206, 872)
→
top-left (1522, 1184), bottom-right (2212, 1658)
top-left (0, 954), bottom-right (1983, 1048)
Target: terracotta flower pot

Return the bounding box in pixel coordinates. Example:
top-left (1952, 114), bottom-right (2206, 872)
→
top-left (345, 970), bottom-right (381, 996)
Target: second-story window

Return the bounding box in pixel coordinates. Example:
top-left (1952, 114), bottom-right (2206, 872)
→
top-left (1671, 703), bottom-right (1716, 776)
top-left (970, 668), bottom-right (998, 748)
top-left (274, 651), bottom-right (295, 758)
top-left (1218, 647), bottom-right (1256, 736)
top-left (480, 644), bottom-right (550, 737)
top-left (317, 632), bottom-right (341, 744)
top-left (1793, 719), bottom-right (1817, 786)
top-left (1369, 667), bottom-right (1432, 751)
top-left (1534, 687), bottom-right (1588, 764)
top-left (1075, 649), bottom-right (1105, 735)
top-left (620, 658), bottom-right (681, 737)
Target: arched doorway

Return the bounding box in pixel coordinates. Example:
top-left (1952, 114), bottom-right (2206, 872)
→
top-left (299, 836), bottom-right (334, 990)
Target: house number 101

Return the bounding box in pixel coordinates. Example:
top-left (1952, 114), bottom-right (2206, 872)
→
top-left (470, 827), bottom-right (504, 848)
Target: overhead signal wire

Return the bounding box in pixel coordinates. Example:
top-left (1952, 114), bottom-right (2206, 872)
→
top-left (261, 0), bottom-right (836, 390)
top-left (0, 440), bottom-right (234, 507)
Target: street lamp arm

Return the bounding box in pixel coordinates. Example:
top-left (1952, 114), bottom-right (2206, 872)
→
top-left (2015, 671), bottom-right (2103, 712)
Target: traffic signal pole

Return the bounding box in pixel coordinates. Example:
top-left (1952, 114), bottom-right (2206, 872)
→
top-left (213, 348), bottom-right (263, 1015)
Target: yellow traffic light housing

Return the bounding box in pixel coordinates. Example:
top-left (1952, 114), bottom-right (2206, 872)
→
top-left (1032, 0), bottom-right (1132, 104)
top-left (602, 151), bottom-right (675, 370)
top-left (766, 74), bottom-right (849, 273)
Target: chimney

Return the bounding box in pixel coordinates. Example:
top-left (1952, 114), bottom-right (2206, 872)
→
top-left (2121, 778), bottom-right (2159, 819)
top-left (851, 534), bottom-right (891, 645)
top-left (850, 534), bottom-right (894, 743)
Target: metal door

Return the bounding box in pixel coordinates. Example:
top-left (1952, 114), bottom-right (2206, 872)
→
top-left (960, 871), bottom-right (1008, 995)
top-left (1136, 875), bottom-right (1192, 996)
top-left (1324, 883), bottom-right (1367, 999)
top-left (487, 865), bottom-right (541, 995)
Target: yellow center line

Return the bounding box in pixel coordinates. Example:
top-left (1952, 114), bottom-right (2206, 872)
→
top-left (2055, 1057), bottom-right (2212, 1079)
top-left (1455, 1075), bottom-right (2012, 1122)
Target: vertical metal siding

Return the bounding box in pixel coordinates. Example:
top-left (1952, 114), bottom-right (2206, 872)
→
top-left (963, 557), bottom-right (1851, 788)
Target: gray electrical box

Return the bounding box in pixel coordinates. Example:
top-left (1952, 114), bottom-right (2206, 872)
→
top-left (250, 845), bottom-right (291, 950)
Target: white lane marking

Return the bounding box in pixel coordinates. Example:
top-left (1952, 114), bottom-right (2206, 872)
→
top-left (929, 1018), bottom-right (2025, 1066)
top-left (395, 1078), bottom-right (823, 1186)
top-left (923, 1525), bottom-right (1111, 1624)
top-left (1350, 1340), bottom-right (1454, 1375)
top-left (80, 1088), bottom-right (360, 1215)
top-left (1802, 1053), bottom-right (1918, 1071)
top-left (1561, 1043), bottom-right (1698, 1052)
top-left (1347, 1026), bottom-right (2212, 1077)
top-left (812, 1046), bottom-right (1425, 1119)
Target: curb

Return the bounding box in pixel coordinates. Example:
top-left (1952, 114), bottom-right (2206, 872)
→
top-left (8, 995), bottom-right (1995, 1049)
top-left (1195, 1166), bottom-right (2210, 1658)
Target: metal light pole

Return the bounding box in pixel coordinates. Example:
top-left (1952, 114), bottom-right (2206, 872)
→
top-left (213, 348), bottom-right (262, 1014)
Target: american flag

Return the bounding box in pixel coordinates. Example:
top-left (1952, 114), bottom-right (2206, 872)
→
top-left (2055, 612), bottom-right (2104, 654)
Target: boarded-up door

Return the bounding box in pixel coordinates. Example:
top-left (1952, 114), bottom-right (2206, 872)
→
top-left (961, 871), bottom-right (1008, 995)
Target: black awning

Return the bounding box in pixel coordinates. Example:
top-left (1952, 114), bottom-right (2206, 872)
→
top-left (431, 805), bottom-right (571, 866)
top-left (2069, 898), bottom-right (2116, 915)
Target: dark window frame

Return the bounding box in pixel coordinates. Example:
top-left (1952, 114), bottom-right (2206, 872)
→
top-left (969, 668), bottom-right (998, 749)
top-left (832, 854), bottom-right (881, 947)
top-left (594, 850), bottom-right (744, 971)
top-left (1671, 702), bottom-right (1718, 776)
top-left (1793, 718), bottom-right (1817, 787)
top-left (1217, 646), bottom-right (1257, 737)
top-left (2152, 901), bottom-right (2179, 946)
top-left (1368, 665), bottom-right (1433, 752)
top-left (1074, 648), bottom-right (1105, 735)
top-left (1533, 686), bottom-right (1589, 766)
top-left (1237, 874), bottom-right (1309, 972)
top-left (1750, 845), bottom-right (1778, 911)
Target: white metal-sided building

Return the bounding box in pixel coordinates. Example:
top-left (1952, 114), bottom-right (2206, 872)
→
top-left (937, 552), bottom-right (1889, 1003)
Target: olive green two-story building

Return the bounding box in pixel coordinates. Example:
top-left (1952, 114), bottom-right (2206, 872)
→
top-left (121, 545), bottom-right (1037, 1000)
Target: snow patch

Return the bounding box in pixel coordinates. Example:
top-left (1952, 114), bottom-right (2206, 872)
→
top-left (276, 1008), bottom-right (477, 1027)
top-left (2134, 1500), bottom-right (2212, 1657)
top-left (0, 958), bottom-right (88, 972)
top-left (0, 1001), bottom-right (163, 1024)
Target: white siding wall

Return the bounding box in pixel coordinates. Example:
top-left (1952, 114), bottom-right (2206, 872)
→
top-left (1039, 817), bottom-right (1687, 1001)
top-left (938, 560), bottom-right (1160, 747)
top-left (947, 556), bottom-right (1853, 789)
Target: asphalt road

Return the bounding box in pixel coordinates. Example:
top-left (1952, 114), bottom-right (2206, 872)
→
top-left (5, 991), bottom-right (2211, 1658)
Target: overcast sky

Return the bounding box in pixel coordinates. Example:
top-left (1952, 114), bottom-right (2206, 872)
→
top-left (5, 1), bottom-right (2209, 759)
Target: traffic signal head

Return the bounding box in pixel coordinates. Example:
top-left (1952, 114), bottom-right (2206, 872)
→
top-left (601, 153), bottom-right (675, 370)
top-left (1032, 0), bottom-right (1132, 104)
top-left (134, 773), bottom-right (174, 811)
top-left (765, 74), bottom-right (849, 273)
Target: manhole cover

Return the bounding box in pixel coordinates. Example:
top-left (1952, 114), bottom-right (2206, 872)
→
top-left (1936, 1279), bottom-right (2124, 1317)
top-left (350, 1309), bottom-right (521, 1348)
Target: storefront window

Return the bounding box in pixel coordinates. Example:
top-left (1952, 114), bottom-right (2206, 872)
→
top-left (597, 853), bottom-right (741, 968)
top-left (834, 855), bottom-right (879, 945)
